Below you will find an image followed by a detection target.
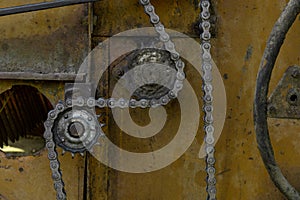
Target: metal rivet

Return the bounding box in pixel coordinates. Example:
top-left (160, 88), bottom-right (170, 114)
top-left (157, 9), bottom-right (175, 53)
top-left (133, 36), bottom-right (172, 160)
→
top-left (50, 111), bottom-right (56, 118)
top-left (147, 6), bottom-right (153, 12)
top-left (66, 99), bottom-right (72, 106)
top-left (57, 105), bottom-right (63, 110)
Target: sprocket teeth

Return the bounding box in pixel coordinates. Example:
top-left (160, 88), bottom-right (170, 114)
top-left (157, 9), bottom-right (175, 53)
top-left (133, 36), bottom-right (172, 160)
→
top-left (100, 123), bottom-right (106, 127)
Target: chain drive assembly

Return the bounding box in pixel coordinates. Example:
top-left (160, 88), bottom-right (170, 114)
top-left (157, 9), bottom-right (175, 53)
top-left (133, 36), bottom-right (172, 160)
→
top-left (44, 0), bottom-right (216, 199)
top-left (200, 0), bottom-right (217, 199)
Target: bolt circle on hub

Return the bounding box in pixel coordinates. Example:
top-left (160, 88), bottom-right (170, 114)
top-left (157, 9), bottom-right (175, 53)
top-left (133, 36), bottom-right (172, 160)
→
top-left (53, 108), bottom-right (102, 153)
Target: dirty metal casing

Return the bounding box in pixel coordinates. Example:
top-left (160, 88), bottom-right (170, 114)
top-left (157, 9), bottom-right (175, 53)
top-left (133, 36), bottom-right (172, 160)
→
top-left (0, 1), bottom-right (90, 81)
top-left (267, 65), bottom-right (300, 119)
top-left (108, 48), bottom-right (177, 101)
top-left (0, 1), bottom-right (89, 199)
top-left (89, 1), bottom-right (300, 200)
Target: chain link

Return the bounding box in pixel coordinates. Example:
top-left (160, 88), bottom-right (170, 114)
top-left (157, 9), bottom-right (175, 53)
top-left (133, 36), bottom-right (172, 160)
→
top-left (44, 1), bottom-right (216, 199)
top-left (100, 0), bottom-right (186, 108)
top-left (200, 0), bottom-right (217, 199)
top-left (44, 1), bottom-right (186, 199)
top-left (44, 102), bottom-right (67, 200)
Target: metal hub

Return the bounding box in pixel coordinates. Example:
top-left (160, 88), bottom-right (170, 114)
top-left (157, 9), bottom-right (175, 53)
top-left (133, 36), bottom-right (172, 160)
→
top-left (53, 108), bottom-right (100, 153)
top-left (42, 1), bottom-right (218, 199)
top-left (129, 48), bottom-right (177, 100)
top-left (68, 122), bottom-right (85, 138)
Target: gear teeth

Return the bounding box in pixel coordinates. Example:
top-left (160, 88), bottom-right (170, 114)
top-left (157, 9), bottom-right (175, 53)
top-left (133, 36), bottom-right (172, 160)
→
top-left (100, 123), bottom-right (106, 127)
top-left (95, 142), bottom-right (101, 146)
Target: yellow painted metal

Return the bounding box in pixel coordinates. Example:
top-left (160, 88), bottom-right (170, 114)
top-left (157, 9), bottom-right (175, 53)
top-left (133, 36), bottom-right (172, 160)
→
top-left (0, 0), bottom-right (86, 199)
top-left (0, 0), bottom-right (89, 75)
top-left (0, 149), bottom-right (85, 200)
top-left (0, 0), bottom-right (300, 200)
top-left (88, 0), bottom-right (300, 200)
top-left (0, 81), bottom-right (85, 200)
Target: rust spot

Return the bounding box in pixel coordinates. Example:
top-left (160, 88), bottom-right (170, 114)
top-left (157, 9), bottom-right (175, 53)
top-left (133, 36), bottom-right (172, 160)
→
top-left (223, 73), bottom-right (228, 80)
top-left (244, 45), bottom-right (253, 61)
top-left (0, 85), bottom-right (53, 148)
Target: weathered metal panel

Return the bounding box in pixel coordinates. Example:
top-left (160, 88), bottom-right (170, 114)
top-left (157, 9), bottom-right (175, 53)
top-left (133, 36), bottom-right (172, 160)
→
top-left (0, 81), bottom-right (85, 200)
top-left (268, 66), bottom-right (300, 119)
top-left (0, 1), bottom-right (88, 199)
top-left (93, 0), bottom-right (201, 38)
top-left (89, 0), bottom-right (300, 200)
top-left (0, 0), bottom-right (89, 76)
top-left (0, 150), bottom-right (85, 200)
top-left (0, 0), bottom-right (300, 199)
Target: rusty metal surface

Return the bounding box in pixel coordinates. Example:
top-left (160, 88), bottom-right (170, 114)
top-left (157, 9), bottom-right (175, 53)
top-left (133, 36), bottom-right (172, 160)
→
top-left (0, 85), bottom-right (52, 148)
top-left (96, 48), bottom-right (177, 100)
top-left (268, 66), bottom-right (300, 119)
top-left (0, 0), bottom-right (89, 76)
top-left (0, 0), bottom-right (88, 198)
top-left (93, 0), bottom-right (203, 38)
top-left (0, 149), bottom-right (85, 200)
top-left (254, 1), bottom-right (300, 198)
top-left (0, 72), bottom-right (86, 81)
top-left (0, 82), bottom-right (85, 200)
top-left (0, 0), bottom-right (300, 199)
top-left (89, 0), bottom-right (300, 200)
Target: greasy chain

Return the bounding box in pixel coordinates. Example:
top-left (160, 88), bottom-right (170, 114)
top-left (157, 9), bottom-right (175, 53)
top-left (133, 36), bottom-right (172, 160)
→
top-left (200, 0), bottom-right (217, 199)
top-left (44, 0), bottom-right (216, 199)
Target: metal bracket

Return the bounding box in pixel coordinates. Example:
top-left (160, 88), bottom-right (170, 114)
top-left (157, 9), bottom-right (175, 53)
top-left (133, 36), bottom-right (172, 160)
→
top-left (267, 65), bottom-right (300, 119)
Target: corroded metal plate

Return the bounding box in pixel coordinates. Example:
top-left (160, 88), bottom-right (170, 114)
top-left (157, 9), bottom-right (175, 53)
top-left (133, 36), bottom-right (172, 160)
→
top-left (267, 65), bottom-right (300, 119)
top-left (0, 1), bottom-right (89, 77)
top-left (99, 48), bottom-right (177, 101)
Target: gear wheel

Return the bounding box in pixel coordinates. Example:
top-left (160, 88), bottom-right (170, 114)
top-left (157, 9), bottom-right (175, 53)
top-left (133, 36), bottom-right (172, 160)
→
top-left (52, 107), bottom-right (102, 154)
